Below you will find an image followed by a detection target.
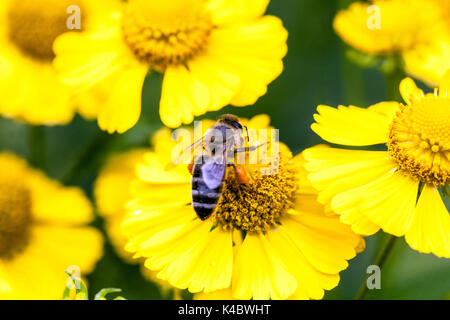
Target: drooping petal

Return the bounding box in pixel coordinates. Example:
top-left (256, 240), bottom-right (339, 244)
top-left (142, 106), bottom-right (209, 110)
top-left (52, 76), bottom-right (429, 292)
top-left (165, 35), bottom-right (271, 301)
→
top-left (359, 171), bottom-right (419, 237)
top-left (281, 214), bottom-right (361, 274)
top-left (265, 228), bottom-right (340, 300)
top-left (232, 234), bottom-right (297, 300)
top-left (205, 16), bottom-right (288, 106)
top-left (405, 185), bottom-right (450, 258)
top-left (159, 64), bottom-right (212, 128)
top-left (97, 64), bottom-right (148, 134)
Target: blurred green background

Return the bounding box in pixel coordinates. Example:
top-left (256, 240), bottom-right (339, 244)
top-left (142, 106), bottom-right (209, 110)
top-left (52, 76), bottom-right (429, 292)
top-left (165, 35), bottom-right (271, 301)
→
top-left (0, 0), bottom-right (448, 299)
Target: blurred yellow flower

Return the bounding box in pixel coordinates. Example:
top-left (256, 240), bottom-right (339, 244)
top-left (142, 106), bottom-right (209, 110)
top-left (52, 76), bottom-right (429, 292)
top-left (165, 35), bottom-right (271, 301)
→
top-left (0, 0), bottom-right (109, 125)
top-left (334, 0), bottom-right (450, 85)
top-left (94, 147), bottom-right (181, 296)
top-left (121, 115), bottom-right (363, 300)
top-left (95, 149), bottom-right (147, 263)
top-left (304, 73), bottom-right (450, 258)
top-left (53, 0), bottom-right (288, 132)
top-left (0, 153), bottom-right (103, 299)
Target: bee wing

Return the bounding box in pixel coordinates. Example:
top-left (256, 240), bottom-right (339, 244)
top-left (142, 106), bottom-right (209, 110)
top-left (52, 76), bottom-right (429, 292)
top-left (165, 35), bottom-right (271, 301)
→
top-left (201, 161), bottom-right (226, 190)
top-left (164, 137), bottom-right (204, 171)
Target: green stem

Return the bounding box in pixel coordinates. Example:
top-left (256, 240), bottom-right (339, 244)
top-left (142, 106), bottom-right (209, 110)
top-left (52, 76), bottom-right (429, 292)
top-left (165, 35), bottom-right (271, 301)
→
top-left (385, 61), bottom-right (405, 102)
top-left (60, 130), bottom-right (114, 185)
top-left (28, 125), bottom-right (47, 171)
top-left (355, 235), bottom-right (398, 300)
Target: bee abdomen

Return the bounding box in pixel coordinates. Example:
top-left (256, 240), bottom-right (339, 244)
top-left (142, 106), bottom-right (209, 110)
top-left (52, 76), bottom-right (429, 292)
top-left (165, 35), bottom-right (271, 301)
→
top-left (191, 177), bottom-right (223, 220)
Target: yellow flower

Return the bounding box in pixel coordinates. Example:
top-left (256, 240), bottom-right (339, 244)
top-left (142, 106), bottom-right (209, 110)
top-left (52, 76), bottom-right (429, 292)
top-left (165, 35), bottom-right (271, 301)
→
top-left (0, 0), bottom-right (109, 125)
top-left (53, 0), bottom-right (288, 132)
top-left (334, 0), bottom-right (444, 55)
top-left (0, 153), bottom-right (103, 299)
top-left (334, 0), bottom-right (450, 85)
top-left (121, 115), bottom-right (363, 299)
top-left (304, 73), bottom-right (450, 258)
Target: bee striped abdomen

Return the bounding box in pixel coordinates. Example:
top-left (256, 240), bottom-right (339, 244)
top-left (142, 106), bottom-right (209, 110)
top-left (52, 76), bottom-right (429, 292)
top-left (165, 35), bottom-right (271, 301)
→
top-left (191, 163), bottom-right (224, 221)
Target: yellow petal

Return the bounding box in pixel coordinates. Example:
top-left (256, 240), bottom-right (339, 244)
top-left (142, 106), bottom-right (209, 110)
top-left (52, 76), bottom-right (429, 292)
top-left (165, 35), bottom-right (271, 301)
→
top-left (399, 77), bottom-right (425, 105)
top-left (334, 1), bottom-right (443, 55)
top-left (94, 149), bottom-right (147, 217)
top-left (97, 64), bottom-right (147, 133)
top-left (304, 147), bottom-right (395, 204)
top-left (311, 104), bottom-right (394, 146)
top-left (194, 288), bottom-right (233, 300)
top-left (0, 225), bottom-right (103, 299)
top-left (405, 185), bottom-right (450, 258)
top-left (266, 229), bottom-right (340, 300)
top-left (339, 208), bottom-right (380, 236)
top-left (26, 168), bottom-right (93, 226)
top-left (137, 152), bottom-right (192, 184)
top-left (206, 16), bottom-right (288, 106)
top-left (368, 101), bottom-right (400, 120)
top-left (187, 51), bottom-right (242, 113)
top-left (122, 204), bottom-right (196, 254)
top-left (282, 214), bottom-right (361, 274)
top-left (136, 217), bottom-right (233, 293)
top-left (403, 40), bottom-right (450, 87)
top-left (232, 234), bottom-right (297, 300)
top-left (359, 171), bottom-right (419, 237)
top-left (160, 65), bottom-right (211, 128)
top-left (439, 69), bottom-right (450, 97)
top-left (207, 0), bottom-right (269, 25)
top-left (53, 29), bottom-right (126, 88)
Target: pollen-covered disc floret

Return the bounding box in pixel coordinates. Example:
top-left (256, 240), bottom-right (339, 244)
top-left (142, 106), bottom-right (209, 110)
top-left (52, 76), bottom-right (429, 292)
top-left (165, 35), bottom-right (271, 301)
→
top-left (0, 178), bottom-right (32, 259)
top-left (122, 0), bottom-right (213, 72)
top-left (213, 146), bottom-right (298, 234)
top-left (7, 0), bottom-right (82, 60)
top-left (388, 95), bottom-right (450, 186)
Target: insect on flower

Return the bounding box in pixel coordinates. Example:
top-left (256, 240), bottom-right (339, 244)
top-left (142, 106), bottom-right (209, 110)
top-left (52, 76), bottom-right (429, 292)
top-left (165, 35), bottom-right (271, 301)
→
top-left (175, 114), bottom-right (266, 221)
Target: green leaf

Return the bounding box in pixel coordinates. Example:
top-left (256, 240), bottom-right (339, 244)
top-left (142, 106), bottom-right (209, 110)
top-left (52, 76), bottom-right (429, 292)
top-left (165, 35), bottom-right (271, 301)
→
top-left (63, 270), bottom-right (89, 300)
top-left (94, 288), bottom-right (126, 300)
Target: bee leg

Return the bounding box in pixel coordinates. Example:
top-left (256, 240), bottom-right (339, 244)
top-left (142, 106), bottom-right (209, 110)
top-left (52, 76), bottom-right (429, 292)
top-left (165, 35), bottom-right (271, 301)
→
top-left (234, 165), bottom-right (250, 185)
top-left (234, 142), bottom-right (268, 153)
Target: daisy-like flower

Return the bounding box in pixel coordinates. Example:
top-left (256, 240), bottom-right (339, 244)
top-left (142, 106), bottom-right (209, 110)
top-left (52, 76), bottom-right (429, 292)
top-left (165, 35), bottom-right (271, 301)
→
top-left (0, 153), bottom-right (103, 299)
top-left (0, 0), bottom-right (110, 125)
top-left (334, 0), bottom-right (450, 86)
top-left (121, 115), bottom-right (363, 299)
top-left (53, 0), bottom-right (288, 132)
top-left (303, 73), bottom-right (450, 258)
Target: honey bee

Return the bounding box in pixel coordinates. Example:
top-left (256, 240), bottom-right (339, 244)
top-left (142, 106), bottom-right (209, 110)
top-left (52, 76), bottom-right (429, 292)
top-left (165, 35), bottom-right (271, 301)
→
top-left (184, 114), bottom-right (262, 221)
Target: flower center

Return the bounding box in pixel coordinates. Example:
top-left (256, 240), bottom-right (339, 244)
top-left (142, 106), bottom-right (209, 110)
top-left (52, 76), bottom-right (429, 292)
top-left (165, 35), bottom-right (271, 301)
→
top-left (7, 0), bottom-right (82, 61)
top-left (0, 179), bottom-right (32, 259)
top-left (122, 0), bottom-right (213, 72)
top-left (388, 96), bottom-right (450, 186)
top-left (212, 147), bottom-right (298, 234)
